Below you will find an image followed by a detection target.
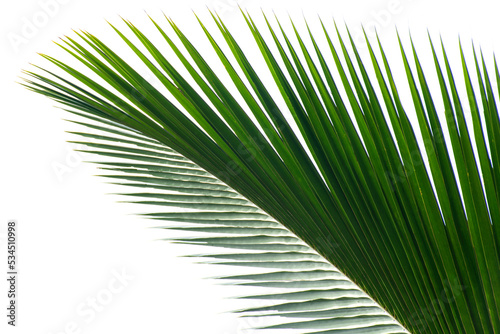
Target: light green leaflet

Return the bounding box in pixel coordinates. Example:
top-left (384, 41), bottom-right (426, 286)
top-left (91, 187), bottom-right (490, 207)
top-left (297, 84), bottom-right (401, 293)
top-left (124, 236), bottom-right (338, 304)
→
top-left (71, 114), bottom-right (406, 333)
top-left (23, 10), bottom-right (500, 334)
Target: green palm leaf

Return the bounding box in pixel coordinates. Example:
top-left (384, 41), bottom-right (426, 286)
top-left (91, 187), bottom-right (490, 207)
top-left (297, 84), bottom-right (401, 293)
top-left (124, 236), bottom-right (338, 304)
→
top-left (22, 10), bottom-right (500, 333)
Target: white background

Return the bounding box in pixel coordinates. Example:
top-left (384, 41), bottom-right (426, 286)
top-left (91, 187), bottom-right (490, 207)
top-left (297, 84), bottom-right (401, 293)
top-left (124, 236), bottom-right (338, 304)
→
top-left (1, 0), bottom-right (499, 333)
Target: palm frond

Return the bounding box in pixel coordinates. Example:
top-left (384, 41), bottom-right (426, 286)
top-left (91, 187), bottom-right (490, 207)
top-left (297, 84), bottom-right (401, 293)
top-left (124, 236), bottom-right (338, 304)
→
top-left (23, 10), bottom-right (500, 334)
